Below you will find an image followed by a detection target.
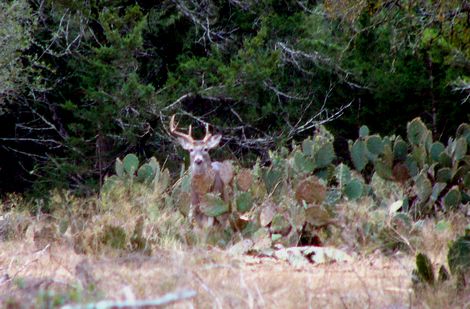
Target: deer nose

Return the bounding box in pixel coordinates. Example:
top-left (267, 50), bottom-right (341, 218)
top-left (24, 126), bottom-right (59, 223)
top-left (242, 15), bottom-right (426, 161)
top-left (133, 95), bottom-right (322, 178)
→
top-left (195, 158), bottom-right (203, 165)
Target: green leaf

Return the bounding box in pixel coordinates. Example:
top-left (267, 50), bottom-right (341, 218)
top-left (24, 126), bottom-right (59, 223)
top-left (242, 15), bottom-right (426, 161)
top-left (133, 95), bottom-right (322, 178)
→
top-left (448, 235), bottom-right (470, 275)
top-left (393, 138), bottom-right (408, 161)
top-left (302, 138), bottom-right (314, 156)
top-left (366, 135), bottom-right (384, 155)
top-left (293, 151), bottom-right (315, 174)
top-left (314, 143), bottom-right (335, 168)
top-left (430, 142), bottom-right (445, 162)
top-left (334, 163), bottom-right (351, 188)
top-left (436, 167), bottom-right (452, 183)
top-left (435, 219), bottom-right (450, 232)
top-left (415, 173), bottom-right (432, 201)
top-left (415, 253), bottom-right (435, 285)
top-left (405, 155), bottom-right (419, 177)
top-left (443, 186), bottom-right (461, 209)
top-left (123, 153), bottom-right (139, 176)
top-left (456, 123), bottom-right (470, 144)
top-left (438, 152), bottom-right (452, 167)
top-left (374, 159), bottom-right (393, 180)
top-left (136, 163), bottom-right (155, 183)
top-left (270, 214), bottom-right (291, 235)
top-left (431, 182), bottom-right (447, 202)
top-left (261, 167), bottom-right (284, 195)
top-left (359, 125), bottom-right (369, 138)
top-left (115, 158), bottom-right (124, 177)
top-left (236, 192), bottom-right (253, 213)
top-left (453, 137), bottom-right (467, 161)
top-left (407, 117), bottom-right (428, 146)
top-left (344, 179), bottom-right (363, 200)
top-left (351, 140), bottom-right (368, 171)
top-left (200, 193), bottom-right (229, 217)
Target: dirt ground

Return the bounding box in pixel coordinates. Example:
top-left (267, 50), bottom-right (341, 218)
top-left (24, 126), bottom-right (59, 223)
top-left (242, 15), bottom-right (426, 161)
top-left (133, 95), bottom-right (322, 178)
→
top-left (0, 240), bottom-right (416, 308)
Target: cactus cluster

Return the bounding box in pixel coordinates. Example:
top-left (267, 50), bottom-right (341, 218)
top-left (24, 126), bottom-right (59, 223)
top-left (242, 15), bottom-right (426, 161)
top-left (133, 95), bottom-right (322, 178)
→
top-left (413, 229), bottom-right (470, 291)
top-left (98, 118), bottom-right (469, 249)
top-left (349, 117), bottom-right (470, 215)
top-left (103, 154), bottom-right (170, 194)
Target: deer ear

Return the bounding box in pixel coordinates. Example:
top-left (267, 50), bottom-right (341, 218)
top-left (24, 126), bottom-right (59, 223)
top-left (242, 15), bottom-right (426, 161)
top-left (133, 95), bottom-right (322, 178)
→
top-left (177, 138), bottom-right (193, 150)
top-left (206, 134), bottom-right (222, 149)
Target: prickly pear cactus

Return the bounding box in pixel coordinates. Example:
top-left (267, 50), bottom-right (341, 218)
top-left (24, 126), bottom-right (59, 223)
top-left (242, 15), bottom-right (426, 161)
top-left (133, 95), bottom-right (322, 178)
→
top-left (236, 192), bottom-right (253, 213)
top-left (393, 137), bottom-right (408, 161)
top-left (351, 140), bottom-right (368, 172)
top-left (123, 154), bottom-right (139, 176)
top-left (443, 186), bottom-right (461, 209)
top-left (415, 252), bottom-right (435, 285)
top-left (115, 158), bottom-right (124, 177)
top-left (295, 176), bottom-right (326, 204)
top-left (137, 163), bottom-right (155, 183)
top-left (407, 117), bottom-right (429, 146)
top-left (314, 143), bottom-right (335, 168)
top-left (366, 135), bottom-right (384, 156)
top-left (448, 234), bottom-right (470, 276)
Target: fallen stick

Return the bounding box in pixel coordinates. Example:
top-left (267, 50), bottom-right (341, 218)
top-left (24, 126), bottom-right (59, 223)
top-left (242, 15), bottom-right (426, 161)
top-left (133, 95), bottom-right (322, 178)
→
top-left (61, 289), bottom-right (197, 309)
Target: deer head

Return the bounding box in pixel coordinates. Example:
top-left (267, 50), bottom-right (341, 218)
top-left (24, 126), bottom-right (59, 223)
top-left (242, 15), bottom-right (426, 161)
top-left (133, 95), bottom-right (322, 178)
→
top-left (169, 115), bottom-right (222, 176)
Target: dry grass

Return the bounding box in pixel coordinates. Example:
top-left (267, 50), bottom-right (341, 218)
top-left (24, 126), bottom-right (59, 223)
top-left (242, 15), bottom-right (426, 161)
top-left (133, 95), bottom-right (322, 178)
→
top-left (1, 188), bottom-right (469, 308)
top-left (0, 239), bottom-right (415, 308)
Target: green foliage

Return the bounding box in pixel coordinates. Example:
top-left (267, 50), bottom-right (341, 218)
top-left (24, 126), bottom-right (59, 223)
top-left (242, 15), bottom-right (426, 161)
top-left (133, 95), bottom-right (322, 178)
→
top-left (347, 118), bottom-right (470, 216)
top-left (314, 143), bottom-right (335, 168)
top-left (415, 253), bottom-right (435, 285)
top-left (236, 192), bottom-right (253, 213)
top-left (443, 187), bottom-right (461, 210)
top-left (366, 135), bottom-right (384, 156)
top-left (448, 234), bottom-right (470, 276)
top-left (413, 232), bottom-right (470, 293)
top-left (200, 194), bottom-right (229, 217)
top-left (407, 118), bottom-right (429, 146)
top-left (123, 154), bottom-right (139, 176)
top-left (0, 0), bottom-right (37, 108)
top-left (344, 179), bottom-right (363, 200)
top-left (1, 0), bottom-right (469, 195)
top-left (351, 140), bottom-right (368, 172)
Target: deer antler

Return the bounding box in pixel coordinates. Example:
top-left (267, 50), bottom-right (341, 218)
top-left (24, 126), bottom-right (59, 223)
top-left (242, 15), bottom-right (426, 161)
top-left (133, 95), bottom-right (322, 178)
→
top-left (170, 114), bottom-right (194, 143)
top-left (202, 122), bottom-right (213, 143)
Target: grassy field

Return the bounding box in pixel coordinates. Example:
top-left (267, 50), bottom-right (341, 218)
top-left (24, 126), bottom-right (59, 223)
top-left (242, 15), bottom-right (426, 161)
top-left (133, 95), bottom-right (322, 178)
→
top-left (1, 209), bottom-right (468, 308)
top-left (1, 239), bottom-right (413, 308)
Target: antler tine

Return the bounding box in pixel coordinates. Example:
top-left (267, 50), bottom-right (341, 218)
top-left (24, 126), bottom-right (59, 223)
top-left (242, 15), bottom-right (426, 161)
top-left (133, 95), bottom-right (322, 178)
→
top-left (169, 114), bottom-right (194, 143)
top-left (202, 122), bottom-right (213, 143)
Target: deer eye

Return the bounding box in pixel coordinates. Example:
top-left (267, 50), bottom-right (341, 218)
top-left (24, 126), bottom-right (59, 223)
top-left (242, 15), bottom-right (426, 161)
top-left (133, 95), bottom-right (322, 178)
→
top-left (203, 148), bottom-right (208, 152)
top-left (189, 149), bottom-right (194, 152)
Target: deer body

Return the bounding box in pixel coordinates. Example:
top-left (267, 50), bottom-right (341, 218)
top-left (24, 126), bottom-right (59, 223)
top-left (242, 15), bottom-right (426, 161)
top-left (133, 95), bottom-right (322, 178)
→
top-left (170, 115), bottom-right (233, 226)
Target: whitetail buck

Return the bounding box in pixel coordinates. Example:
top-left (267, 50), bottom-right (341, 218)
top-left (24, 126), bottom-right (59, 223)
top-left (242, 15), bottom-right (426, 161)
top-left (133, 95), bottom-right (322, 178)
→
top-left (169, 115), bottom-right (233, 226)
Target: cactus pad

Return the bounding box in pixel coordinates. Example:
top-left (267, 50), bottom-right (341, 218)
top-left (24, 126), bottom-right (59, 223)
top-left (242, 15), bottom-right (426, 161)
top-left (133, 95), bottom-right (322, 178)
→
top-left (237, 168), bottom-right (253, 192)
top-left (366, 135), bottom-right (384, 155)
top-left (200, 193), bottom-right (229, 217)
top-left (115, 158), bottom-right (124, 177)
top-left (351, 140), bottom-right (368, 171)
top-left (359, 125), bottom-right (369, 137)
top-left (443, 186), bottom-right (461, 209)
top-left (123, 154), bottom-right (139, 175)
top-left (448, 234), bottom-right (470, 275)
top-left (236, 192), bottom-right (253, 213)
top-left (137, 163), bottom-right (155, 183)
top-left (407, 117), bottom-right (428, 146)
top-left (415, 253), bottom-right (435, 285)
top-left (344, 179), bottom-right (363, 200)
top-left (415, 172), bottom-right (432, 201)
top-left (314, 143), bottom-right (335, 168)
top-left (295, 177), bottom-right (326, 204)
top-left (393, 138), bottom-right (408, 161)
